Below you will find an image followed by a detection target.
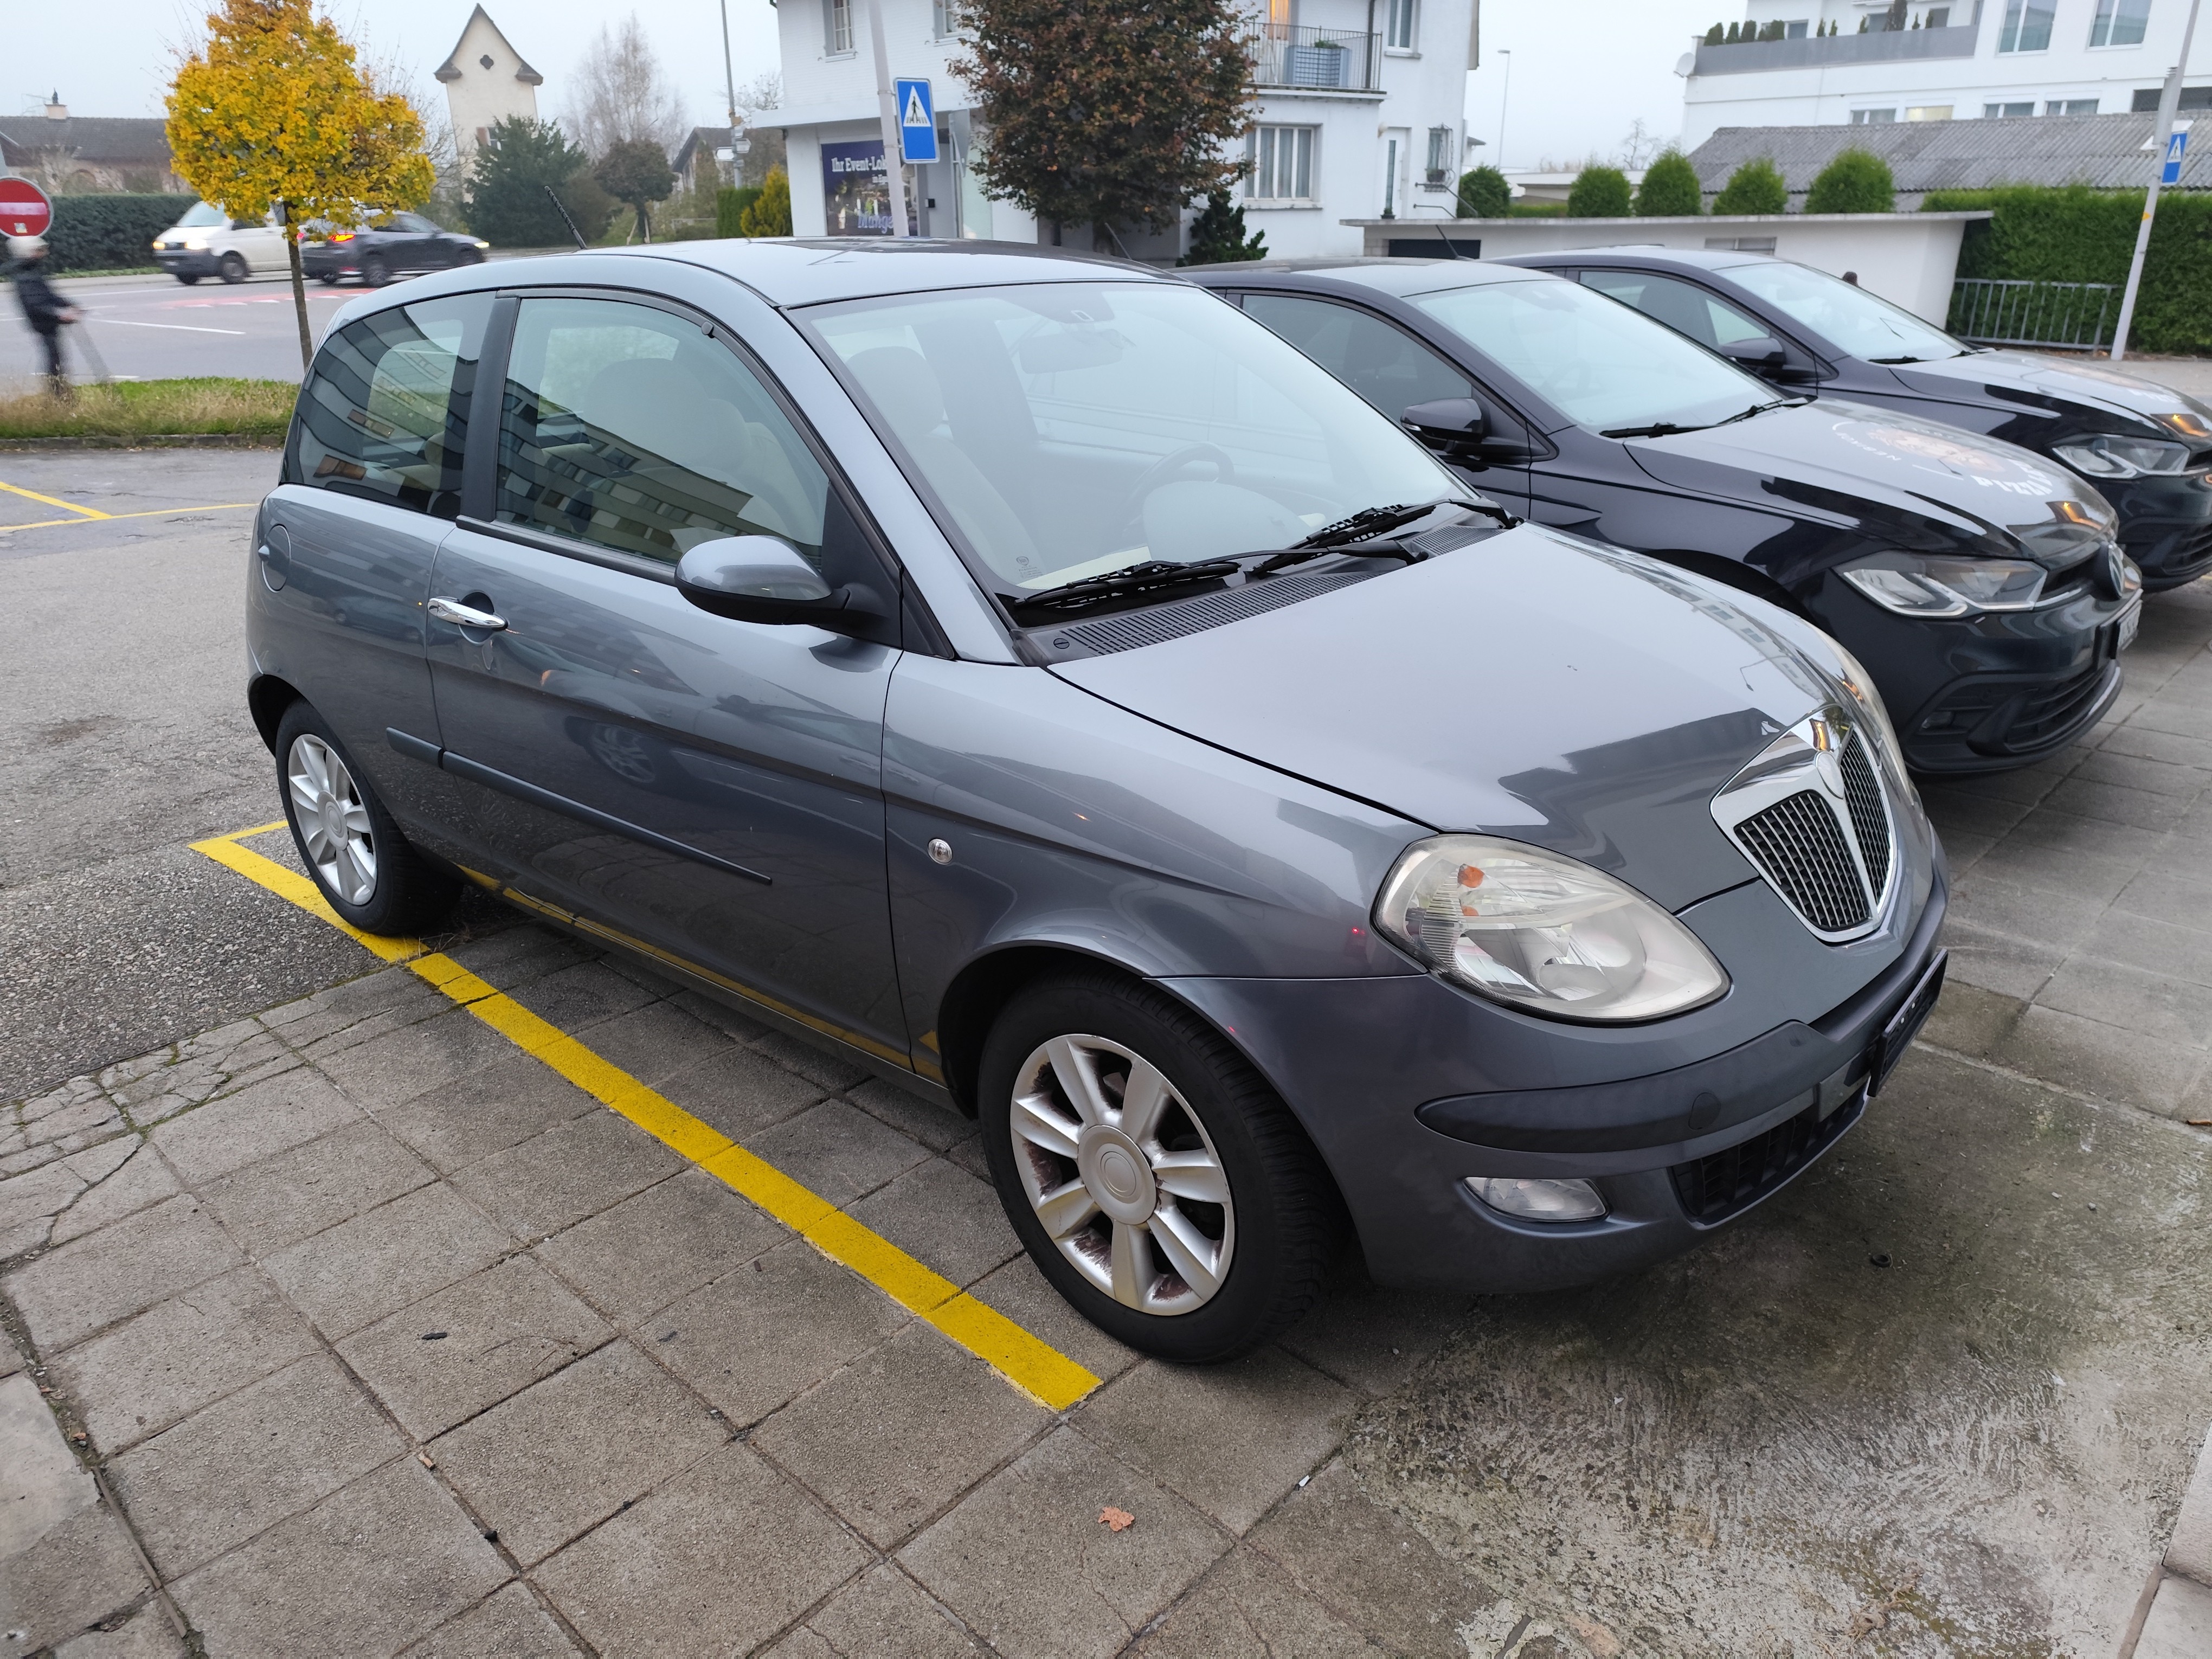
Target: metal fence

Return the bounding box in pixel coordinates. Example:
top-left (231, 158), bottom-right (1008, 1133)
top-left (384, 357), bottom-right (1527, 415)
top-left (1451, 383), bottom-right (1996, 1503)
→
top-left (1946, 278), bottom-right (2118, 350)
top-left (1245, 24), bottom-right (1381, 91)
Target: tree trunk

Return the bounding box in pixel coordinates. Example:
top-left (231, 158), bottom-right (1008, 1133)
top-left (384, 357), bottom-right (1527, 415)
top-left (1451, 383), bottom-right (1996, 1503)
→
top-left (281, 202), bottom-right (312, 373)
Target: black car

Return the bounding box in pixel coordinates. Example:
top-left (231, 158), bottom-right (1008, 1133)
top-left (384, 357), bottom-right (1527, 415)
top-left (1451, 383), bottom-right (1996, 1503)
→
top-left (1500, 247), bottom-right (2212, 592)
top-left (1184, 258), bottom-right (2141, 775)
top-left (300, 212), bottom-right (489, 287)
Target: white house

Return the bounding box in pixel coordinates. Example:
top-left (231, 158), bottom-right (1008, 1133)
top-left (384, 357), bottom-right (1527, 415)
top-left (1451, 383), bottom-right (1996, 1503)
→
top-left (436, 7), bottom-right (544, 163)
top-left (1681, 0), bottom-right (2210, 147)
top-left (771, 0), bottom-right (1480, 258)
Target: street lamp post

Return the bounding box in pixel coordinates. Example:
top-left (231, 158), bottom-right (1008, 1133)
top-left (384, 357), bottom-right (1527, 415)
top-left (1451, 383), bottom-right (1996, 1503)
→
top-left (1495, 50), bottom-right (1513, 173)
top-left (2111, 0), bottom-right (2203, 361)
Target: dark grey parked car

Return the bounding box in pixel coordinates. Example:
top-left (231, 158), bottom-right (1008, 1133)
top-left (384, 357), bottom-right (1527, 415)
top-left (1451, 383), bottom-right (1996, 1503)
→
top-left (247, 241), bottom-right (1947, 1361)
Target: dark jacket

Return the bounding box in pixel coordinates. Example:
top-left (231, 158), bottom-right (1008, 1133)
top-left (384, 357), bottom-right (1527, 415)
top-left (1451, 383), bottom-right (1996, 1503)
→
top-left (13, 265), bottom-right (68, 334)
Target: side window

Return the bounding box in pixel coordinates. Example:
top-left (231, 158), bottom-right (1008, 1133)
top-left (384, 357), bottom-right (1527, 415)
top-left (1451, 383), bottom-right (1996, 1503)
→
top-left (287, 292), bottom-right (492, 515)
top-left (494, 296), bottom-right (832, 568)
top-left (1242, 293), bottom-right (1473, 424)
top-left (1580, 270), bottom-right (1769, 350)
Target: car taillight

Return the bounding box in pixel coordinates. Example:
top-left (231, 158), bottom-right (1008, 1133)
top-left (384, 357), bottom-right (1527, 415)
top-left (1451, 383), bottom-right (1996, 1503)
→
top-left (329, 232), bottom-right (354, 243)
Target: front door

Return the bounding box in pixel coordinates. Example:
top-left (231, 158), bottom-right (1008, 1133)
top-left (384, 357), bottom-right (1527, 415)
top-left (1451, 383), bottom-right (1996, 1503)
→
top-left (426, 292), bottom-right (908, 1060)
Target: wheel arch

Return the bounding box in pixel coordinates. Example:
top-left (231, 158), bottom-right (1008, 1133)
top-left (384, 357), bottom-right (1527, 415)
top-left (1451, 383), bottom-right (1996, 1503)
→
top-left (247, 673), bottom-right (304, 754)
top-left (1645, 547), bottom-right (1814, 620)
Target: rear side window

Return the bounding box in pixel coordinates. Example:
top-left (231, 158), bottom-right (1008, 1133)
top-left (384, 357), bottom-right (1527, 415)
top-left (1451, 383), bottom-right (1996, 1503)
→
top-left (1579, 269), bottom-right (1770, 350)
top-left (286, 293), bottom-right (493, 516)
top-left (493, 295), bottom-right (831, 567)
top-left (1242, 293), bottom-right (1474, 425)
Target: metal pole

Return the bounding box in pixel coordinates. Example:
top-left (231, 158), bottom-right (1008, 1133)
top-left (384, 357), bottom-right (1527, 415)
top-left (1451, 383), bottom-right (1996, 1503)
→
top-left (719, 0), bottom-right (739, 133)
top-left (2111, 0), bottom-right (2202, 361)
top-left (1496, 50), bottom-right (1513, 171)
top-left (867, 0), bottom-right (912, 237)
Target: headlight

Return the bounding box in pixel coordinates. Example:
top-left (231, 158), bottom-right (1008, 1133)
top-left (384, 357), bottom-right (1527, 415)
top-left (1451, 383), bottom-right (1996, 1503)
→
top-left (1839, 551), bottom-right (2045, 617)
top-left (474, 239), bottom-right (491, 248)
top-left (1822, 638), bottom-right (1905, 771)
top-left (2052, 433), bottom-right (2194, 478)
top-left (2156, 410), bottom-right (2211, 442)
top-left (1373, 835), bottom-right (1729, 1023)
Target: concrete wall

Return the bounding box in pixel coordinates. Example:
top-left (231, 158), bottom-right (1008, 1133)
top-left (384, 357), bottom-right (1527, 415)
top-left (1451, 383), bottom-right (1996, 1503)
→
top-left (1346, 210), bottom-right (1989, 321)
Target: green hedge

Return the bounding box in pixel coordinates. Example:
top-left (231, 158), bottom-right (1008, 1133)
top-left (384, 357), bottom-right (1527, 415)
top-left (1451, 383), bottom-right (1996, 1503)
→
top-left (1924, 184), bottom-right (2212, 355)
top-left (46, 195), bottom-right (195, 272)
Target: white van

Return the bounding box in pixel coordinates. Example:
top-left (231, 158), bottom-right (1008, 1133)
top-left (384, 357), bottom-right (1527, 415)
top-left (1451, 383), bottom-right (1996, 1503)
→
top-left (151, 202), bottom-right (291, 285)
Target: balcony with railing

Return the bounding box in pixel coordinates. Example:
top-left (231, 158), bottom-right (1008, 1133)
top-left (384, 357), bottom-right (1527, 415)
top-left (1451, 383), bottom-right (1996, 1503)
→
top-left (1246, 23), bottom-right (1383, 92)
top-left (1691, 23), bottom-right (1979, 75)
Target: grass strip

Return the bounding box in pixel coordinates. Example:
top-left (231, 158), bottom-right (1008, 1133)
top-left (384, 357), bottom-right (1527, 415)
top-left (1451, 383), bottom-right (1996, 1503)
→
top-left (0, 377), bottom-right (296, 440)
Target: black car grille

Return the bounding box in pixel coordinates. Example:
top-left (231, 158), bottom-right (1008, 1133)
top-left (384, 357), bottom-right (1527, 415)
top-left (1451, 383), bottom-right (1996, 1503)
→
top-left (1838, 734), bottom-right (1891, 895)
top-left (1671, 1092), bottom-right (1862, 1225)
top-left (1733, 790), bottom-right (1869, 933)
top-left (1908, 660), bottom-right (2117, 766)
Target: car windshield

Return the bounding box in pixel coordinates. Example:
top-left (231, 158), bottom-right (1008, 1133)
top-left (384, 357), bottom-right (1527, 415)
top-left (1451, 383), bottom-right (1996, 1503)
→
top-left (803, 281), bottom-right (1463, 594)
top-left (1410, 276), bottom-right (1777, 435)
top-left (177, 202), bottom-right (226, 228)
top-left (1725, 260), bottom-right (1967, 363)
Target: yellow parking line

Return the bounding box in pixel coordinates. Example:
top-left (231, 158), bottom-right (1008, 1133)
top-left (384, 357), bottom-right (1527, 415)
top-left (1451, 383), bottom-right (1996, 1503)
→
top-left (0, 479), bottom-right (112, 519)
top-left (0, 502), bottom-right (256, 533)
top-left (189, 822), bottom-right (1101, 1412)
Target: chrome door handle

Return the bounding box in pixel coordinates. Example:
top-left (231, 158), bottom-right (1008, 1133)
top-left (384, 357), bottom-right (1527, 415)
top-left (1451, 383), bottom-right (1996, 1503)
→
top-left (428, 596), bottom-right (507, 631)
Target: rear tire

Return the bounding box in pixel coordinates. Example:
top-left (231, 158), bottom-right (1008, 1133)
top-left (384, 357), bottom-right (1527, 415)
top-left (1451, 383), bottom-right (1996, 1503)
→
top-left (979, 970), bottom-right (1335, 1364)
top-left (217, 252), bottom-right (248, 284)
top-left (363, 255), bottom-right (392, 287)
top-left (274, 702), bottom-right (457, 936)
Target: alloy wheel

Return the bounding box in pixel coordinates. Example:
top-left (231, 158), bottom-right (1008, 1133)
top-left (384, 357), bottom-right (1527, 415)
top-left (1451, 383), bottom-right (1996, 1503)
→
top-left (286, 734), bottom-right (377, 906)
top-left (1007, 1034), bottom-right (1234, 1316)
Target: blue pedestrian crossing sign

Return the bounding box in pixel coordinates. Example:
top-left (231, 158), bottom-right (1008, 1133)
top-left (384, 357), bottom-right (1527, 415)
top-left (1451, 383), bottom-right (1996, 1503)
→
top-left (896, 79), bottom-right (938, 164)
top-left (2161, 125), bottom-right (2189, 185)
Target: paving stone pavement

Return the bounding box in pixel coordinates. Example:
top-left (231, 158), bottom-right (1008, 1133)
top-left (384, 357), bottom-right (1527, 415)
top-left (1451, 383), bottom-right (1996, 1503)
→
top-left (2, 578), bottom-right (2210, 1656)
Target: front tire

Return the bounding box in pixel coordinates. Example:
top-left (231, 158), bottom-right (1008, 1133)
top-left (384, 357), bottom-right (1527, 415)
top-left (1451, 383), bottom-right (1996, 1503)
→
top-left (217, 252), bottom-right (248, 284)
top-left (274, 702), bottom-right (456, 936)
top-left (175, 273), bottom-right (202, 286)
top-left (363, 255), bottom-right (392, 287)
top-left (979, 971), bottom-right (1335, 1363)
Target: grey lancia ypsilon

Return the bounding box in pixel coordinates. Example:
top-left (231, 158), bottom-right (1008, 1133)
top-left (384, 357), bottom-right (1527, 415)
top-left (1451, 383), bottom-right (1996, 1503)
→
top-left (248, 240), bottom-right (1947, 1362)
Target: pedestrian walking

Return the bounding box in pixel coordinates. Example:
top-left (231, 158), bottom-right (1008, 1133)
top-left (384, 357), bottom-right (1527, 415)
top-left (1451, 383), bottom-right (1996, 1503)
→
top-left (9, 235), bottom-right (80, 397)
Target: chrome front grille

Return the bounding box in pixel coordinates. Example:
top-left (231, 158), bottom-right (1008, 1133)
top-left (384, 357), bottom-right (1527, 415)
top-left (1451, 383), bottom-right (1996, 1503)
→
top-left (1712, 712), bottom-right (1896, 943)
top-left (1734, 789), bottom-right (1869, 933)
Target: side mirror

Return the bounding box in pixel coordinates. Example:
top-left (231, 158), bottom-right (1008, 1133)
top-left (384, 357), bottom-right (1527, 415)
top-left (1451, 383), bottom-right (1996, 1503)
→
top-left (676, 536), bottom-right (861, 630)
top-left (1719, 336), bottom-right (1789, 373)
top-left (1400, 397), bottom-right (1488, 454)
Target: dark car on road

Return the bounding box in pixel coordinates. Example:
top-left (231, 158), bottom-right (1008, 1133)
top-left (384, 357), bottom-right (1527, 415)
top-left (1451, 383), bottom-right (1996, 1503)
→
top-left (248, 239), bottom-right (1947, 1361)
top-left (1185, 258), bottom-right (2142, 776)
top-left (301, 212), bottom-right (488, 287)
top-left (1500, 247), bottom-right (2212, 591)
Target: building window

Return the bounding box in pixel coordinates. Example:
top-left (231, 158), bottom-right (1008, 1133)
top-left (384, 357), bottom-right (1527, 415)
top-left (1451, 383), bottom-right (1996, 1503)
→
top-left (2046, 98), bottom-right (2100, 113)
top-left (1997, 0), bottom-right (2054, 50)
top-left (1851, 107), bottom-right (1899, 123)
top-left (1245, 125), bottom-right (1316, 202)
top-left (1906, 104), bottom-right (1954, 119)
top-left (1384, 0), bottom-right (1417, 51)
top-left (1424, 126), bottom-right (1454, 186)
top-left (1983, 100), bottom-right (2037, 116)
top-left (2132, 85), bottom-right (2212, 110)
top-left (2089, 0), bottom-right (2151, 45)
top-left (1925, 6), bottom-right (1951, 24)
top-left (825, 0), bottom-right (853, 55)
top-left (931, 0), bottom-right (958, 37)
top-left (1784, 19), bottom-right (1808, 36)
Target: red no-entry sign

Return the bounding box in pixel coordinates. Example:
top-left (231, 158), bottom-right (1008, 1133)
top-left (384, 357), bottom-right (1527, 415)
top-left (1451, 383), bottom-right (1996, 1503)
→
top-left (0, 176), bottom-right (54, 239)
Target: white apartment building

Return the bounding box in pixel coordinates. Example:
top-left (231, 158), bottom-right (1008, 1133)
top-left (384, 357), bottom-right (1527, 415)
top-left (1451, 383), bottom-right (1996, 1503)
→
top-left (1681, 0), bottom-right (2210, 147)
top-left (771, 0), bottom-right (1478, 259)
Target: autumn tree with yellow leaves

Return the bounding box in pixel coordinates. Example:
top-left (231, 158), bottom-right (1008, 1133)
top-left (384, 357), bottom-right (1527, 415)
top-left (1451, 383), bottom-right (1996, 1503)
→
top-left (166, 0), bottom-right (434, 369)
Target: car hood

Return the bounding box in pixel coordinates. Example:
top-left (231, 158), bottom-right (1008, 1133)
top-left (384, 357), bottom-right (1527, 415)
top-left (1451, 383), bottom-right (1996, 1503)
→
top-left (1051, 524), bottom-right (1840, 911)
top-left (1884, 348), bottom-right (2212, 432)
top-left (1623, 398), bottom-right (2116, 560)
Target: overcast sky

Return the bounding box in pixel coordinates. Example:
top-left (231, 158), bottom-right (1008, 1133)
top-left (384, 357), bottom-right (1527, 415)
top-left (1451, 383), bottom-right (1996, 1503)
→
top-left (12, 0), bottom-right (1724, 171)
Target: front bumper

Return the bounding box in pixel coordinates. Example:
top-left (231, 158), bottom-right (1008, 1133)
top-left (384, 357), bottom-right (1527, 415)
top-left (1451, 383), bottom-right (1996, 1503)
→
top-left (2104, 473), bottom-right (2212, 590)
top-left (155, 248), bottom-right (220, 278)
top-left (1167, 859), bottom-right (1947, 1293)
top-left (1814, 575), bottom-right (2134, 774)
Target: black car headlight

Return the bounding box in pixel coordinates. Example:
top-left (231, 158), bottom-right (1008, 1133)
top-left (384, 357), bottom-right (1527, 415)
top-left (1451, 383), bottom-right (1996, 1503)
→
top-left (2052, 433), bottom-right (2195, 478)
top-left (1839, 551), bottom-right (2047, 617)
top-left (1374, 836), bottom-right (1729, 1023)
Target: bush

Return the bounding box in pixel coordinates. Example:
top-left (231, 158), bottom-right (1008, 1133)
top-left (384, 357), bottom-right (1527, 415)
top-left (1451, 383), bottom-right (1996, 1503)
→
top-left (739, 168), bottom-right (792, 236)
top-left (1714, 157), bottom-right (1787, 214)
top-left (1925, 184), bottom-right (2212, 355)
top-left (1704, 22), bottom-right (1724, 43)
top-left (43, 195), bottom-right (192, 272)
top-left (1566, 166), bottom-right (1632, 218)
top-left (1179, 190), bottom-right (1265, 264)
top-left (1805, 147), bottom-right (1895, 213)
top-left (716, 185), bottom-right (762, 238)
top-left (1456, 165), bottom-right (1510, 218)
top-left (1635, 151), bottom-right (1703, 216)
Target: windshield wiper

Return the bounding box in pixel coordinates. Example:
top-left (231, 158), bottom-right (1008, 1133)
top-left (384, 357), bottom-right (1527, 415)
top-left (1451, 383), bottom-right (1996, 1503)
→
top-left (1599, 420), bottom-right (1711, 439)
top-left (1250, 496), bottom-right (1506, 575)
top-left (1006, 558), bottom-right (1239, 622)
top-left (1713, 398), bottom-right (1804, 427)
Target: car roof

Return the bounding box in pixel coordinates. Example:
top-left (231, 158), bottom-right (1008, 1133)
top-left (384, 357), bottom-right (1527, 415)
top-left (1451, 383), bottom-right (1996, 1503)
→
top-left (1179, 256), bottom-right (1555, 299)
top-left (1498, 247), bottom-right (1771, 274)
top-left (615, 237), bottom-right (1178, 307)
